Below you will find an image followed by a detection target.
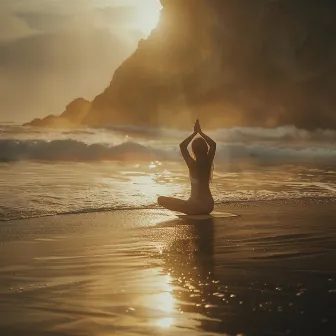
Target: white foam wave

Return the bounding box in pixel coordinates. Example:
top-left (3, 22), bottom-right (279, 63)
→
top-left (218, 143), bottom-right (336, 162)
top-left (212, 125), bottom-right (336, 143)
top-left (0, 138), bottom-right (335, 163)
top-left (0, 139), bottom-right (172, 162)
top-left (102, 124), bottom-right (336, 143)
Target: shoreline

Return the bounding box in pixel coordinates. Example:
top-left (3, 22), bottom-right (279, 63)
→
top-left (0, 198), bottom-right (335, 335)
top-left (1, 196), bottom-right (335, 223)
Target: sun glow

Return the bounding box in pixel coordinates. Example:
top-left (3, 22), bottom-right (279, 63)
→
top-left (133, 0), bottom-right (162, 36)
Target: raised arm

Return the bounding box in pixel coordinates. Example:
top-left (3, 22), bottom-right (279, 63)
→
top-left (199, 130), bottom-right (216, 149)
top-left (179, 131), bottom-right (196, 166)
top-left (198, 122), bottom-right (216, 161)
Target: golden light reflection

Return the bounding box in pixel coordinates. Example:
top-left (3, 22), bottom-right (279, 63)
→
top-left (131, 164), bottom-right (173, 203)
top-left (150, 273), bottom-right (175, 328)
top-left (152, 274), bottom-right (174, 313)
top-left (156, 317), bottom-right (173, 328)
top-left (134, 175), bottom-right (166, 199)
top-left (148, 161), bottom-right (163, 169)
top-left (157, 291), bottom-right (174, 313)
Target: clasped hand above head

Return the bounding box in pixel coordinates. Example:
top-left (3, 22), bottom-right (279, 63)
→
top-left (194, 119), bottom-right (201, 134)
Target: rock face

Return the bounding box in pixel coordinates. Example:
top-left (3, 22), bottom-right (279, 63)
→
top-left (25, 98), bottom-right (91, 128)
top-left (26, 0), bottom-right (336, 130)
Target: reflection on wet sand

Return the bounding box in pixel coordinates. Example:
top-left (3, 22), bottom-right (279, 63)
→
top-left (1, 203), bottom-right (335, 336)
top-left (154, 218), bottom-right (223, 332)
top-left (159, 218), bottom-right (243, 334)
top-left (150, 205), bottom-right (336, 336)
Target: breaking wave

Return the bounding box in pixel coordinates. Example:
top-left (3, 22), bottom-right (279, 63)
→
top-left (0, 139), bottom-right (170, 162)
top-left (0, 138), bottom-right (335, 163)
top-left (105, 124), bottom-right (336, 143)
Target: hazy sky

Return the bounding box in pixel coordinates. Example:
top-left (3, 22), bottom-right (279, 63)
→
top-left (0, 0), bottom-right (162, 122)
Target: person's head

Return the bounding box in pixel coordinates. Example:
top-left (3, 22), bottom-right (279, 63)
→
top-left (191, 137), bottom-right (208, 161)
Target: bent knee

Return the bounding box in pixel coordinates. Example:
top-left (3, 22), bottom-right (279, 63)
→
top-left (157, 196), bottom-right (166, 206)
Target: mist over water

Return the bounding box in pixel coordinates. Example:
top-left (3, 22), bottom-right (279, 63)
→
top-left (0, 124), bottom-right (335, 221)
top-left (1, 124), bottom-right (336, 163)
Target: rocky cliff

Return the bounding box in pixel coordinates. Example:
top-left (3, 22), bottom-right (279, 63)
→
top-left (25, 98), bottom-right (91, 128)
top-left (26, 0), bottom-right (336, 130)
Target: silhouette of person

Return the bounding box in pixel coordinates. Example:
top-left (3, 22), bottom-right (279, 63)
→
top-left (158, 119), bottom-right (216, 215)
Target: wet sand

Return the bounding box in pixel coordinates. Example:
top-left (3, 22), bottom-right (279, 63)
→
top-left (0, 198), bottom-right (335, 336)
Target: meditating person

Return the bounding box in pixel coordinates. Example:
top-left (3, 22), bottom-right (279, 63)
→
top-left (158, 119), bottom-right (216, 215)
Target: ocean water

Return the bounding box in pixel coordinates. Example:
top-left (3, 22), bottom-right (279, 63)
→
top-left (1, 124), bottom-right (336, 221)
top-left (1, 123), bottom-right (336, 336)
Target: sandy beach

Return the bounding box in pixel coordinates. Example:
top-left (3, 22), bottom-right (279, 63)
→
top-left (1, 0), bottom-right (336, 335)
top-left (0, 198), bottom-right (335, 336)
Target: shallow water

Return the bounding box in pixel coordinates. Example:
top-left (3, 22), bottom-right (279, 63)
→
top-left (0, 199), bottom-right (335, 335)
top-left (1, 161), bottom-right (336, 221)
top-left (1, 124), bottom-right (336, 221)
